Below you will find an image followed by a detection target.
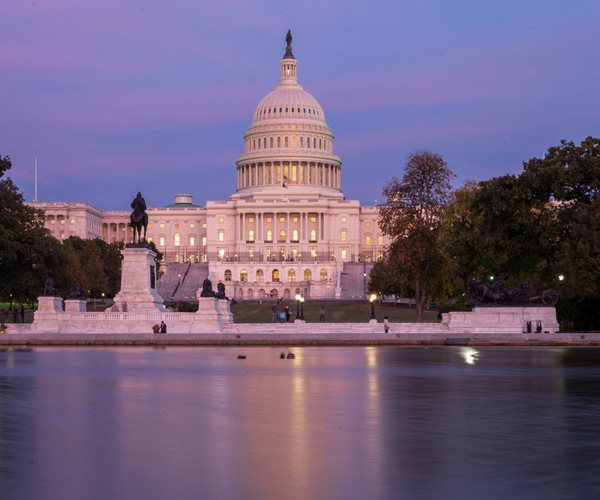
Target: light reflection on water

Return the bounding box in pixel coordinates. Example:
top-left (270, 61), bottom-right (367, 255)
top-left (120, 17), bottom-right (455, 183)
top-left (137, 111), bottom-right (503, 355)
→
top-left (1, 346), bottom-right (600, 500)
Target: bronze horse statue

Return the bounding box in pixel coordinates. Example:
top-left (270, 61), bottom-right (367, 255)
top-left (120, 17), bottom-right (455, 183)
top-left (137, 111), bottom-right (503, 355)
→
top-left (130, 192), bottom-right (148, 244)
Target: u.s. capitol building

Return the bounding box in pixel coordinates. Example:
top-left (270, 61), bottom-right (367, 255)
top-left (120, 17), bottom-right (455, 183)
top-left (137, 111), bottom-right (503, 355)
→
top-left (32, 34), bottom-right (387, 301)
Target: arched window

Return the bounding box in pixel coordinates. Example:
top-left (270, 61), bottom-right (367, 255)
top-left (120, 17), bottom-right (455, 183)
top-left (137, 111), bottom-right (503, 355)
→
top-left (266, 229), bottom-right (273, 242)
top-left (341, 229), bottom-right (347, 241)
top-left (224, 269), bottom-right (232, 281)
top-left (304, 269), bottom-right (312, 281)
top-left (310, 229), bottom-right (317, 242)
top-left (218, 230), bottom-right (224, 242)
top-left (277, 137), bottom-right (281, 148)
top-left (256, 269), bottom-right (264, 282)
top-left (248, 229), bottom-right (255, 242)
top-left (300, 137), bottom-right (304, 148)
top-left (272, 269), bottom-right (280, 282)
top-left (365, 234), bottom-right (372, 246)
top-left (263, 138), bottom-right (266, 149)
top-left (247, 289), bottom-right (254, 300)
top-left (292, 229), bottom-right (298, 241)
top-left (279, 229), bottom-right (286, 242)
top-left (320, 269), bottom-right (328, 281)
top-left (174, 233), bottom-right (181, 246)
top-left (288, 269), bottom-right (296, 282)
top-left (270, 137), bottom-right (273, 148)
top-left (240, 270), bottom-right (248, 282)
top-left (285, 136), bottom-right (289, 148)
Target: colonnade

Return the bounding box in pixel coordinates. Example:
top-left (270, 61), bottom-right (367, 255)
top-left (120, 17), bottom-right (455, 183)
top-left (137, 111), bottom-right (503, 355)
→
top-left (237, 161), bottom-right (340, 189)
top-left (236, 211), bottom-right (326, 243)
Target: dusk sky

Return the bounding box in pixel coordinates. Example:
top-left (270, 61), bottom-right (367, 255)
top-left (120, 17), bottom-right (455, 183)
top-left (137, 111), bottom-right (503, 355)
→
top-left (2, 0), bottom-right (599, 210)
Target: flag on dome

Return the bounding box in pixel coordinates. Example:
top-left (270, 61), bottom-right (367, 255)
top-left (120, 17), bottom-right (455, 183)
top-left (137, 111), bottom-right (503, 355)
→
top-left (282, 175), bottom-right (290, 188)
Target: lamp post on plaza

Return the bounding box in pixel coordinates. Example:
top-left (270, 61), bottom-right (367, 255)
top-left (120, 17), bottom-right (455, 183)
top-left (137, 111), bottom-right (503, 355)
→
top-left (300, 296), bottom-right (305, 320)
top-left (369, 293), bottom-right (377, 322)
top-left (295, 293), bottom-right (301, 319)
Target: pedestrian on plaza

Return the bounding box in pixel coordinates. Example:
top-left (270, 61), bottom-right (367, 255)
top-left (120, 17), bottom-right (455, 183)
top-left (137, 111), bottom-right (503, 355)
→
top-left (383, 316), bottom-right (390, 333)
top-left (271, 305), bottom-right (277, 322)
top-left (160, 320), bottom-right (167, 334)
top-left (284, 305), bottom-right (290, 322)
top-left (152, 324), bottom-right (160, 334)
top-left (319, 305), bottom-right (326, 322)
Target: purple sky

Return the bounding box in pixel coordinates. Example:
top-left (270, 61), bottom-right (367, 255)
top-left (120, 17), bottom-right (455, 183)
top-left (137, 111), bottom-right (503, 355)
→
top-left (2, 0), bottom-right (599, 210)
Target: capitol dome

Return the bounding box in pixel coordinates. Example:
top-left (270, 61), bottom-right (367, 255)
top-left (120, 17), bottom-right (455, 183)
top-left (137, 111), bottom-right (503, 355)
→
top-left (234, 32), bottom-right (342, 200)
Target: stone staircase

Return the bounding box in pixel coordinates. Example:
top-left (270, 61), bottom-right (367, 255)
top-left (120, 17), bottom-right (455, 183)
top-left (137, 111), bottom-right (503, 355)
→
top-left (339, 262), bottom-right (374, 300)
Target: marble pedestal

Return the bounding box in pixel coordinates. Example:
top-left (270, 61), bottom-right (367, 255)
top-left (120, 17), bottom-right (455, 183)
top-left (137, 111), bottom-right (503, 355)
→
top-left (33, 296), bottom-right (63, 332)
top-left (190, 292), bottom-right (234, 332)
top-left (113, 246), bottom-right (165, 312)
top-left (65, 299), bottom-right (86, 313)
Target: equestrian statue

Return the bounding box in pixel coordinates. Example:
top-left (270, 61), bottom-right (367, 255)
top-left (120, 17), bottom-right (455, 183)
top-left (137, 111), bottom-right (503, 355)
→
top-left (130, 192), bottom-right (148, 244)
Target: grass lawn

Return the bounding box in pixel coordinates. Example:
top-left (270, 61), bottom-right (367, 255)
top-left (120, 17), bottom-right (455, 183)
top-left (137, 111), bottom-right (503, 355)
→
top-left (230, 300), bottom-right (439, 324)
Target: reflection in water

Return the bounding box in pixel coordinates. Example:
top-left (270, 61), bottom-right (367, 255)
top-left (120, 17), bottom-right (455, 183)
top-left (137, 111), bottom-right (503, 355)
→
top-left (1, 347), bottom-right (600, 499)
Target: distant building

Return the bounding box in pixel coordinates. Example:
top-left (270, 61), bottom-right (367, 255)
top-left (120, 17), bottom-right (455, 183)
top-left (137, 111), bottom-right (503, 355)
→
top-left (31, 35), bottom-right (387, 300)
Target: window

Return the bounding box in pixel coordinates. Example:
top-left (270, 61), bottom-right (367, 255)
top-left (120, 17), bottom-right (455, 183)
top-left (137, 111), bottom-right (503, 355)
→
top-left (366, 222), bottom-right (371, 228)
top-left (202, 223), bottom-right (207, 228)
top-left (341, 230), bottom-right (347, 241)
top-left (279, 216), bottom-right (285, 223)
top-left (218, 217), bottom-right (224, 223)
top-left (378, 235), bottom-right (384, 246)
top-left (225, 270), bottom-right (232, 281)
top-left (190, 223), bottom-right (195, 228)
top-left (248, 216), bottom-right (254, 223)
top-left (202, 236), bottom-right (207, 246)
top-left (272, 269), bottom-right (280, 282)
top-left (310, 229), bottom-right (317, 241)
top-left (292, 229), bottom-right (299, 241)
top-left (70, 218), bottom-right (76, 224)
top-left (277, 137), bottom-right (281, 148)
top-left (60, 219), bottom-right (65, 225)
top-left (190, 235), bottom-right (196, 246)
top-left (50, 219), bottom-right (55, 225)
top-left (159, 223), bottom-right (165, 229)
top-left (256, 269), bottom-right (264, 282)
top-left (248, 229), bottom-right (254, 242)
top-left (341, 216), bottom-right (347, 223)
top-left (175, 223), bottom-right (180, 229)
top-left (266, 229), bottom-right (273, 242)
top-left (341, 249), bottom-right (347, 260)
top-left (148, 223), bottom-right (153, 229)
top-left (285, 137), bottom-right (289, 147)
top-left (304, 269), bottom-right (312, 281)
top-left (320, 269), bottom-right (328, 281)
top-left (270, 137), bottom-right (273, 147)
top-left (300, 137), bottom-right (304, 147)
top-left (218, 230), bottom-right (224, 242)
top-left (174, 233), bottom-right (181, 246)
top-left (292, 216), bottom-right (298, 223)
top-left (310, 248), bottom-right (317, 258)
top-left (240, 270), bottom-right (248, 282)
top-left (279, 229), bottom-right (286, 241)
top-left (266, 217), bottom-right (272, 223)
top-left (365, 235), bottom-right (372, 246)
top-left (288, 269), bottom-right (296, 282)
top-left (159, 236), bottom-right (165, 246)
top-left (147, 237), bottom-right (153, 243)
top-left (310, 216), bottom-right (317, 223)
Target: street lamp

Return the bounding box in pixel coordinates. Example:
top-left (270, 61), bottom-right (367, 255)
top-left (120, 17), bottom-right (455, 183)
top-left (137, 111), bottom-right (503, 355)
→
top-left (558, 274), bottom-right (565, 282)
top-left (295, 293), bottom-right (301, 319)
top-left (300, 296), bottom-right (305, 320)
top-left (369, 293), bottom-right (377, 321)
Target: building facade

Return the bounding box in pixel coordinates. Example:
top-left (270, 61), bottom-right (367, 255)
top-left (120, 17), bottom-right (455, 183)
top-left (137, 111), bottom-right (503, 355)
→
top-left (31, 35), bottom-right (386, 300)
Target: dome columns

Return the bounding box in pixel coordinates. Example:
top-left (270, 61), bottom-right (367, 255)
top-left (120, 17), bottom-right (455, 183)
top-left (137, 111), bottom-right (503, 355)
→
top-left (237, 161), bottom-right (341, 190)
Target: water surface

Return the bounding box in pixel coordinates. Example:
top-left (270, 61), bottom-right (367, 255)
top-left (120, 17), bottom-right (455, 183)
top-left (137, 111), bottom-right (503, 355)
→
top-left (1, 346), bottom-right (600, 500)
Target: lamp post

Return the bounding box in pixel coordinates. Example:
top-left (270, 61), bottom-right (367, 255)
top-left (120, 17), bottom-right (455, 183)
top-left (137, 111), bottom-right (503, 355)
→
top-left (300, 296), bottom-right (305, 320)
top-left (369, 293), bottom-right (377, 321)
top-left (295, 293), bottom-right (301, 319)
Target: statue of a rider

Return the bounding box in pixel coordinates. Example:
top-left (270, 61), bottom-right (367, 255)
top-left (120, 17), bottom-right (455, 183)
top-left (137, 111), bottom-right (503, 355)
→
top-left (130, 192), bottom-right (148, 244)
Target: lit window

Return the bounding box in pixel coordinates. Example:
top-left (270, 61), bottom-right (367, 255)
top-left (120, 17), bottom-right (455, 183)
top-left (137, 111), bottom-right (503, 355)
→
top-left (60, 219), bottom-right (65, 225)
top-left (240, 270), bottom-right (248, 282)
top-left (159, 223), bottom-right (165, 229)
top-left (266, 230), bottom-right (273, 241)
top-left (310, 229), bottom-right (317, 241)
top-left (288, 269), bottom-right (296, 282)
top-left (310, 248), bottom-right (317, 258)
top-left (202, 236), bottom-right (207, 246)
top-left (202, 223), bottom-right (207, 228)
top-left (341, 216), bottom-right (347, 223)
top-left (248, 229), bottom-right (255, 242)
top-left (70, 218), bottom-right (76, 224)
top-left (320, 269), bottom-right (328, 281)
top-left (310, 216), bottom-right (317, 223)
top-left (341, 249), bottom-right (347, 260)
top-left (366, 222), bottom-right (371, 228)
top-left (279, 229), bottom-right (286, 241)
top-left (147, 237), bottom-right (153, 243)
top-left (365, 235), bottom-right (372, 246)
top-left (341, 230), bottom-right (347, 241)
top-left (218, 230), bottom-right (224, 242)
top-left (50, 219), bottom-right (55, 225)
top-left (266, 217), bottom-right (272, 223)
top-left (218, 217), bottom-right (224, 223)
top-left (159, 236), bottom-right (165, 246)
top-left (378, 235), bottom-right (384, 246)
top-left (225, 270), bottom-right (232, 281)
top-left (174, 233), bottom-right (181, 246)
top-left (190, 236), bottom-right (196, 246)
top-left (190, 223), bottom-right (195, 228)
top-left (293, 217), bottom-right (298, 223)
top-left (279, 216), bottom-right (285, 223)
top-left (292, 229), bottom-right (298, 241)
top-left (256, 269), bottom-right (264, 282)
top-left (304, 269), bottom-right (312, 281)
top-left (148, 223), bottom-right (153, 229)
top-left (248, 217), bottom-right (254, 223)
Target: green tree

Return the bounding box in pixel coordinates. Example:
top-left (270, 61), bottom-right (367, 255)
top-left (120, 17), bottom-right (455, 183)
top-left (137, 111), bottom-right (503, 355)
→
top-left (378, 151), bottom-right (454, 321)
top-left (0, 155), bottom-right (67, 301)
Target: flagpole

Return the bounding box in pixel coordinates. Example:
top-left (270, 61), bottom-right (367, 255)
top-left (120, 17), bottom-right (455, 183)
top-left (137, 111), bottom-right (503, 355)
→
top-left (34, 158), bottom-right (38, 201)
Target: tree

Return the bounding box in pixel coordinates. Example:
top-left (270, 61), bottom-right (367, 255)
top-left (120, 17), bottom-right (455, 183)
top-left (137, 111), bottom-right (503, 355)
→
top-left (0, 155), bottom-right (66, 302)
top-left (378, 151), bottom-right (454, 321)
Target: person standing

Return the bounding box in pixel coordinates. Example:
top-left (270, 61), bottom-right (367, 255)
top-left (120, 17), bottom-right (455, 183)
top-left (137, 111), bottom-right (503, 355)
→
top-left (319, 305), bottom-right (326, 322)
top-left (160, 320), bottom-right (167, 334)
top-left (284, 305), bottom-right (290, 322)
top-left (20, 305), bottom-right (25, 323)
top-left (383, 316), bottom-right (390, 333)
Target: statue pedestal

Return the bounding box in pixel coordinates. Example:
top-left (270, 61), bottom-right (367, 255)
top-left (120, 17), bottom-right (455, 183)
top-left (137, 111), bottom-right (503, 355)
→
top-left (190, 290), bottom-right (233, 332)
top-left (113, 247), bottom-right (165, 312)
top-left (65, 299), bottom-right (87, 313)
top-left (34, 296), bottom-right (64, 333)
